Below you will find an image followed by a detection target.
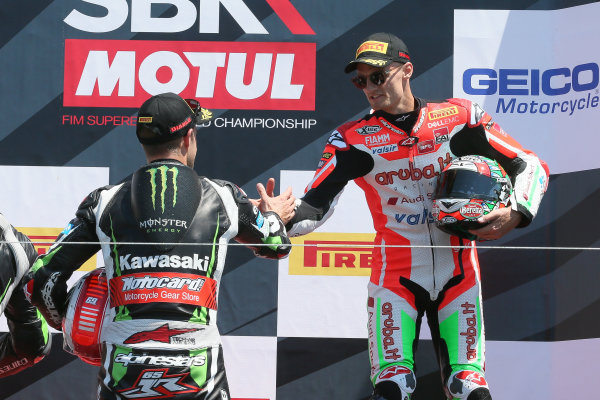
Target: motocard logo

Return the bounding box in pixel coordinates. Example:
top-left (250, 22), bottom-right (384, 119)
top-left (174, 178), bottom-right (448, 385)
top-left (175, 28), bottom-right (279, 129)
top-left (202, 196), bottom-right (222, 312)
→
top-left (288, 232), bottom-right (376, 276)
top-left (110, 272), bottom-right (218, 309)
top-left (63, 39), bottom-right (316, 110)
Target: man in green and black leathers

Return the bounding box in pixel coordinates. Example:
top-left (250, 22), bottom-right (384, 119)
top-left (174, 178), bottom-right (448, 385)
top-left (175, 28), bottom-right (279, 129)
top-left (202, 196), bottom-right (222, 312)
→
top-left (0, 214), bottom-right (50, 377)
top-left (25, 92), bottom-right (294, 399)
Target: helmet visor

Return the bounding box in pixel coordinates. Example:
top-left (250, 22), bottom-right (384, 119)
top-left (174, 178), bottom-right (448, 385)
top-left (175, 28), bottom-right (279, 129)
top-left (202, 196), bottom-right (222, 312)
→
top-left (434, 169), bottom-right (503, 201)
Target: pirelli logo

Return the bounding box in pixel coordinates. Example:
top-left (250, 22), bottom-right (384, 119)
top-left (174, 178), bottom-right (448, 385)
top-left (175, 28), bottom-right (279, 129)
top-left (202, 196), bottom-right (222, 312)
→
top-left (428, 106), bottom-right (459, 120)
top-left (17, 227), bottom-right (98, 271)
top-left (356, 41), bottom-right (388, 57)
top-left (289, 232), bottom-right (375, 276)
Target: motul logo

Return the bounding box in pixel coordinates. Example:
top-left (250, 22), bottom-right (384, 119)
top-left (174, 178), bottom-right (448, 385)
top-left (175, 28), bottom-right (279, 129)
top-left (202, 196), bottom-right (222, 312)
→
top-left (63, 39), bottom-right (316, 110)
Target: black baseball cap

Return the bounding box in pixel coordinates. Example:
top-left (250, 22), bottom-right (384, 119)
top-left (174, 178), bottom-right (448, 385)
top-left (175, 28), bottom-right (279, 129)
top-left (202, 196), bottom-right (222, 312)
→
top-left (136, 92), bottom-right (213, 145)
top-left (344, 32), bottom-right (411, 73)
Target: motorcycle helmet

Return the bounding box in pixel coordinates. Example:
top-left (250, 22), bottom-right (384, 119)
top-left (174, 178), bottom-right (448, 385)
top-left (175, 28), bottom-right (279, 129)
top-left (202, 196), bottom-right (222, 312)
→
top-left (432, 155), bottom-right (513, 240)
top-left (62, 267), bottom-right (108, 366)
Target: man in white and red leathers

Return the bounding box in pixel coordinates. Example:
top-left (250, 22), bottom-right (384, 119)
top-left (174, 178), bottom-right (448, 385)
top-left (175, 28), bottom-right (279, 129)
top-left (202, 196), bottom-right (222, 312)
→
top-left (281, 33), bottom-right (549, 400)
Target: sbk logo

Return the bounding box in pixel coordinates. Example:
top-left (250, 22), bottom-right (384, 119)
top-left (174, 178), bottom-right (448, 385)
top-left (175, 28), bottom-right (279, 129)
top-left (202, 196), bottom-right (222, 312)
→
top-left (63, 39), bottom-right (316, 110)
top-left (65, 0), bottom-right (315, 35)
top-left (118, 369), bottom-right (199, 399)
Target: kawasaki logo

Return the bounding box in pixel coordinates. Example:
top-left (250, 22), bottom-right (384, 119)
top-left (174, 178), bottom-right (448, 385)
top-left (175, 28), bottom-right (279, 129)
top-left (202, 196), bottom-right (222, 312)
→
top-left (120, 254), bottom-right (210, 271)
top-left (147, 166), bottom-right (179, 213)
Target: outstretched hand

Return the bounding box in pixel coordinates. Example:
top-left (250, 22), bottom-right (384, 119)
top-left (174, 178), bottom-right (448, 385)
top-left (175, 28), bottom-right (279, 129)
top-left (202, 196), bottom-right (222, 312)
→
top-left (468, 207), bottom-right (522, 241)
top-left (251, 178), bottom-right (296, 224)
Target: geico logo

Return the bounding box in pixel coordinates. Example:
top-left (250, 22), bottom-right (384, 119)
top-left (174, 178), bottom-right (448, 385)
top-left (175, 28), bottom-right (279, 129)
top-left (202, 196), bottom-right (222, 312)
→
top-left (115, 353), bottom-right (206, 367)
top-left (463, 63), bottom-right (599, 96)
top-left (303, 239), bottom-right (373, 269)
top-left (121, 275), bottom-right (206, 291)
top-left (64, 0), bottom-right (314, 35)
top-left (63, 39), bottom-right (315, 110)
top-left (120, 254), bottom-right (210, 271)
top-left (374, 153), bottom-right (452, 184)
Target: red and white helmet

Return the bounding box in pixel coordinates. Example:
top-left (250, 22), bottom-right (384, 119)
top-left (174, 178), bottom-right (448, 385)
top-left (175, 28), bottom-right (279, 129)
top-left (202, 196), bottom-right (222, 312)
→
top-left (432, 155), bottom-right (513, 240)
top-left (62, 267), bottom-right (108, 366)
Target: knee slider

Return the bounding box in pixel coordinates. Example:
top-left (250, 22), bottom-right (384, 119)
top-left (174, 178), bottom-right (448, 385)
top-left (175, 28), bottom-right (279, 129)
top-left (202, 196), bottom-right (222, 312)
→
top-left (447, 370), bottom-right (489, 399)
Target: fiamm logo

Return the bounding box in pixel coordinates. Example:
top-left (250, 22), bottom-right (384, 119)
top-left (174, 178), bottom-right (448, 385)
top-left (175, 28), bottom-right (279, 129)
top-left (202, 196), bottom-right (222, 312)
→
top-left (147, 166), bottom-right (179, 213)
top-left (17, 227), bottom-right (98, 271)
top-left (288, 232), bottom-right (376, 276)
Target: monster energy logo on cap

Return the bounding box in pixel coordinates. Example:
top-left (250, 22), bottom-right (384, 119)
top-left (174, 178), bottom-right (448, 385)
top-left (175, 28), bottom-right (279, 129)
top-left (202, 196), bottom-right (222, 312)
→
top-left (147, 166), bottom-right (179, 213)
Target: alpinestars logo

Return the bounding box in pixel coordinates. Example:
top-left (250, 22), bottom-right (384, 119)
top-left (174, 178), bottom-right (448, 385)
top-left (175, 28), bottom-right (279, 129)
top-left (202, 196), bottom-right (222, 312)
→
top-left (118, 369), bottom-right (199, 399)
top-left (326, 130), bottom-right (347, 149)
top-left (147, 166), bottom-right (178, 213)
top-left (124, 324), bottom-right (198, 344)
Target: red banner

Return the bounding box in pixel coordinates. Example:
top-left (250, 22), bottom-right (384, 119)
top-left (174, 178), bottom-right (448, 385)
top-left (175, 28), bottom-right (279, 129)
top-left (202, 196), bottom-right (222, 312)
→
top-left (109, 272), bottom-right (217, 309)
top-left (63, 39), bottom-right (316, 110)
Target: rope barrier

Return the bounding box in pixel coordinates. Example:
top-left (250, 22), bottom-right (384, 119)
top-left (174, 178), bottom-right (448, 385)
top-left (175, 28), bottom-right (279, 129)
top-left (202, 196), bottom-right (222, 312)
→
top-left (0, 240), bottom-right (596, 251)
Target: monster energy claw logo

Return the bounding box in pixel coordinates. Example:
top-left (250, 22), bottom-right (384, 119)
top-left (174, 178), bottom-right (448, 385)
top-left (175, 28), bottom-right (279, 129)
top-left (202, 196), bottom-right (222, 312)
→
top-left (147, 166), bottom-right (179, 213)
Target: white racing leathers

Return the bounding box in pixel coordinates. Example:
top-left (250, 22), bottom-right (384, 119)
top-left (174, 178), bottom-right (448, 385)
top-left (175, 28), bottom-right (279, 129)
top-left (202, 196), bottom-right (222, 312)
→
top-left (287, 98), bottom-right (548, 399)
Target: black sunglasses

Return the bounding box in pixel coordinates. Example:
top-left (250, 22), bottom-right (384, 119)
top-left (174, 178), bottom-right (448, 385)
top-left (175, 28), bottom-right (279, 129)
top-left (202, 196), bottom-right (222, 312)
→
top-left (185, 98), bottom-right (201, 114)
top-left (351, 69), bottom-right (391, 89)
top-left (185, 98), bottom-right (213, 125)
